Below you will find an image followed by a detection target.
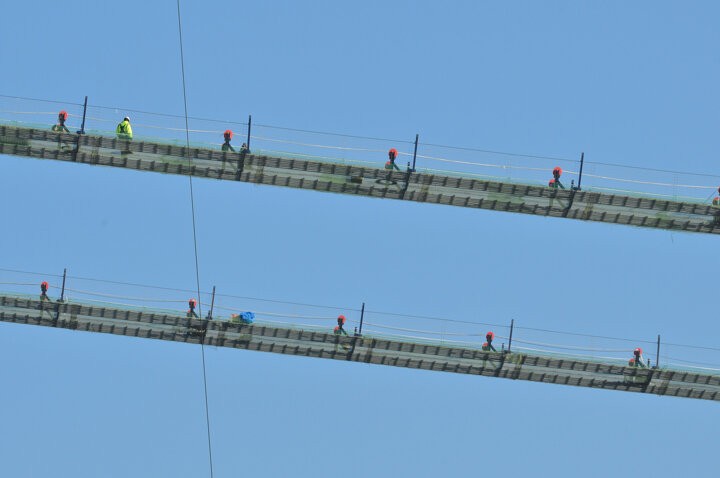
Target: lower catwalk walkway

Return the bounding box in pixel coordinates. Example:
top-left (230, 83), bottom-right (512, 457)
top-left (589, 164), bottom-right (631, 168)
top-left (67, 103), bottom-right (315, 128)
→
top-left (2, 125), bottom-right (719, 234)
top-left (1, 294), bottom-right (717, 402)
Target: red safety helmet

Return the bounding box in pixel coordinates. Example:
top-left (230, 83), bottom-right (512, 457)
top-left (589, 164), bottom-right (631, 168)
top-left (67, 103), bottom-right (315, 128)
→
top-left (486, 331), bottom-right (495, 341)
top-left (41, 281), bottom-right (49, 291)
top-left (552, 166), bottom-right (562, 178)
top-left (482, 342), bottom-right (489, 348)
top-left (628, 358), bottom-right (635, 366)
top-left (337, 314), bottom-right (346, 325)
top-left (224, 129), bottom-right (233, 140)
top-left (388, 148), bottom-right (398, 160)
top-left (548, 179), bottom-right (556, 187)
top-left (189, 298), bottom-right (197, 308)
top-left (634, 347), bottom-right (642, 356)
top-left (58, 110), bottom-right (68, 121)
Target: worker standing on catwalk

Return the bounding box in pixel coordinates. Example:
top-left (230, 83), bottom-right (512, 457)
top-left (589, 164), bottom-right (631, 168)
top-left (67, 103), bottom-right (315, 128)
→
top-left (334, 315), bottom-right (348, 336)
top-left (187, 298), bottom-right (199, 318)
top-left (222, 129), bottom-right (236, 152)
top-left (548, 167), bottom-right (565, 189)
top-left (40, 281), bottom-right (50, 301)
top-left (385, 148), bottom-right (401, 171)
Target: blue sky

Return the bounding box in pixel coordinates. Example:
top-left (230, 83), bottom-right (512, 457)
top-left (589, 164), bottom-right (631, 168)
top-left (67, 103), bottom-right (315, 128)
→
top-left (1, 1), bottom-right (719, 477)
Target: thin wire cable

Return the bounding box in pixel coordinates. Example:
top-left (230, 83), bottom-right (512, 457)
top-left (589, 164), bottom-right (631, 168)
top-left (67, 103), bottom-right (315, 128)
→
top-left (176, 2), bottom-right (213, 477)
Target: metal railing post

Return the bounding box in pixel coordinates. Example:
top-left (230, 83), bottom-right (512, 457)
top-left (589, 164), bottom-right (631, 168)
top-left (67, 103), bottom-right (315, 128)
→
top-left (207, 286), bottom-right (216, 320)
top-left (655, 334), bottom-right (661, 369)
top-left (358, 302), bottom-right (365, 335)
top-left (78, 96), bottom-right (88, 135)
top-left (60, 268), bottom-right (67, 302)
top-left (411, 134), bottom-right (419, 171)
top-left (507, 319), bottom-right (514, 353)
top-left (576, 152), bottom-right (585, 190)
top-left (246, 114), bottom-right (252, 151)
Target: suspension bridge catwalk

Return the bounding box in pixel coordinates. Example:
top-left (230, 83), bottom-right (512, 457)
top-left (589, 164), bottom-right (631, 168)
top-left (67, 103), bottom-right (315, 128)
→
top-left (1, 124), bottom-right (719, 234)
top-left (0, 294), bottom-right (718, 401)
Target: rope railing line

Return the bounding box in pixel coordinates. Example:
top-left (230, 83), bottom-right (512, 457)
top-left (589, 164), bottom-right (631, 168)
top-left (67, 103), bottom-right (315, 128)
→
top-left (663, 342), bottom-right (720, 353)
top-left (361, 328), bottom-right (482, 347)
top-left (63, 287), bottom-right (189, 303)
top-left (0, 110), bottom-right (63, 116)
top-left (585, 185), bottom-right (708, 202)
top-left (0, 267), bottom-right (64, 278)
top-left (251, 135), bottom-right (387, 154)
top-left (0, 281), bottom-right (52, 287)
top-left (362, 321), bottom-right (503, 338)
top-left (0, 94), bottom-right (85, 107)
top-left (510, 337), bottom-right (633, 353)
top-left (419, 141), bottom-right (579, 164)
top-left (582, 172), bottom-right (716, 190)
top-left (64, 296), bottom-right (185, 313)
top-left (514, 325), bottom-right (658, 346)
top-left (661, 355), bottom-right (720, 368)
top-left (365, 310), bottom-right (508, 329)
top-left (512, 345), bottom-right (626, 363)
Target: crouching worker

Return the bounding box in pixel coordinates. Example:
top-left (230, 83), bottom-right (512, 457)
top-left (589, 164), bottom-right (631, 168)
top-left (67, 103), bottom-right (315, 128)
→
top-left (482, 331), bottom-right (497, 352)
top-left (628, 347), bottom-right (648, 368)
top-left (116, 116), bottom-right (133, 154)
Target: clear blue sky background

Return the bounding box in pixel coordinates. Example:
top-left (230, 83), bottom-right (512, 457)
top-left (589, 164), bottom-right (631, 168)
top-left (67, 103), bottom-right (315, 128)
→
top-left (1, 1), bottom-right (719, 477)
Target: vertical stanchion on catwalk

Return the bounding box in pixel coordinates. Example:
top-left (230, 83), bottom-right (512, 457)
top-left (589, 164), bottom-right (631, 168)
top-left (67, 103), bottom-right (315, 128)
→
top-left (655, 334), bottom-right (661, 369)
top-left (411, 134), bottom-right (419, 171)
top-left (358, 302), bottom-right (365, 335)
top-left (576, 152), bottom-right (585, 190)
top-left (507, 319), bottom-right (514, 353)
top-left (59, 268), bottom-right (67, 302)
top-left (246, 115), bottom-right (252, 151)
top-left (207, 286), bottom-right (216, 320)
top-left (78, 96), bottom-right (88, 135)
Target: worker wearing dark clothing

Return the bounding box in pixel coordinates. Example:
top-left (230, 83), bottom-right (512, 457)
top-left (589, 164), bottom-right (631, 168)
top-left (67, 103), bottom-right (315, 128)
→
top-left (628, 348), bottom-right (648, 368)
top-left (187, 298), bottom-right (199, 318)
top-left (385, 148), bottom-right (401, 171)
top-left (51, 111), bottom-right (70, 134)
top-left (482, 331), bottom-right (497, 352)
top-left (548, 166), bottom-right (565, 189)
top-left (40, 281), bottom-right (50, 302)
top-left (334, 315), bottom-right (348, 336)
top-left (240, 143), bottom-right (250, 154)
top-left (222, 130), bottom-right (236, 152)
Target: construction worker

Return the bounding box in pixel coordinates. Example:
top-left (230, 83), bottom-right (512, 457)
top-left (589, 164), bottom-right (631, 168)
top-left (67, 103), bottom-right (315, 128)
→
top-left (51, 111), bottom-right (70, 133)
top-left (385, 148), bottom-right (400, 171)
top-left (334, 315), bottom-right (348, 336)
top-left (482, 331), bottom-right (497, 352)
top-left (628, 347), bottom-right (648, 368)
top-left (40, 281), bottom-right (50, 301)
top-left (222, 130), bottom-right (235, 152)
top-left (187, 298), bottom-right (199, 318)
top-left (116, 117), bottom-right (133, 140)
top-left (240, 142), bottom-right (250, 154)
top-left (712, 187), bottom-right (720, 207)
top-left (548, 166), bottom-right (565, 189)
